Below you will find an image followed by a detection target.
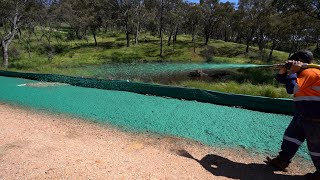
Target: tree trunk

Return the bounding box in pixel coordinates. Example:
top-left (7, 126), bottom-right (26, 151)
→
top-left (258, 30), bottom-right (265, 60)
top-left (0, 7), bottom-right (19, 68)
top-left (126, 32), bottom-right (130, 47)
top-left (224, 30), bottom-right (228, 42)
top-left (135, 22), bottom-right (139, 45)
top-left (268, 49), bottom-right (274, 62)
top-left (204, 24), bottom-right (210, 45)
top-left (245, 28), bottom-right (255, 53)
top-left (83, 30), bottom-right (89, 44)
top-left (27, 40), bottom-right (31, 58)
top-left (173, 27), bottom-right (177, 49)
top-left (160, 30), bottom-right (163, 57)
top-left (235, 32), bottom-right (240, 43)
top-left (125, 20), bottom-right (130, 47)
top-left (159, 0), bottom-right (164, 57)
top-left (258, 44), bottom-right (264, 60)
top-left (230, 31), bottom-right (235, 42)
top-left (205, 33), bottom-right (209, 45)
top-left (192, 23), bottom-right (196, 53)
top-left (288, 45), bottom-right (294, 58)
top-left (92, 31), bottom-right (97, 46)
top-left (76, 29), bottom-right (82, 39)
top-left (236, 33), bottom-right (242, 44)
top-left (167, 31), bottom-right (172, 46)
top-left (268, 40), bottom-right (276, 63)
top-left (316, 35), bottom-right (319, 50)
top-left (173, 27), bottom-right (178, 43)
top-left (246, 39), bottom-right (250, 53)
top-left (173, 34), bottom-right (177, 43)
top-left (2, 44), bottom-right (9, 68)
top-left (192, 33), bottom-right (196, 53)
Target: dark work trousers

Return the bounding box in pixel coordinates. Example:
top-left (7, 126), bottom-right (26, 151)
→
top-left (279, 113), bottom-right (320, 172)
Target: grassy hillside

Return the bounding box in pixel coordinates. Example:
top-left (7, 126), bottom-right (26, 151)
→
top-left (1, 30), bottom-right (289, 75)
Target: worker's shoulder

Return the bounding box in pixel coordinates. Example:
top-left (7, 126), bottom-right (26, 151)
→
top-left (300, 68), bottom-right (320, 77)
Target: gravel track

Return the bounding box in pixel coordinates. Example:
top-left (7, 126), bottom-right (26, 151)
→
top-left (0, 104), bottom-right (314, 179)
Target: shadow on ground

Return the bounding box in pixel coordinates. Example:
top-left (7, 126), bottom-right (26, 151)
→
top-left (177, 149), bottom-right (304, 180)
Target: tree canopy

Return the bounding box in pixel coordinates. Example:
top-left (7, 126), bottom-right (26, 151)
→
top-left (1, 0), bottom-right (320, 67)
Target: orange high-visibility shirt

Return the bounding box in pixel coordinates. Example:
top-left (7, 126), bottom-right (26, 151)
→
top-left (294, 68), bottom-right (320, 118)
top-left (294, 68), bottom-right (320, 98)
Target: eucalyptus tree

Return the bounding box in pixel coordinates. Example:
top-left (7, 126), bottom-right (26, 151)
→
top-left (145, 0), bottom-right (168, 57)
top-left (60, 0), bottom-right (89, 40)
top-left (155, 0), bottom-right (185, 55)
top-left (237, 0), bottom-right (260, 53)
top-left (215, 2), bottom-right (235, 42)
top-left (60, 0), bottom-right (104, 46)
top-left (132, 0), bottom-right (146, 45)
top-left (0, 0), bottom-right (43, 68)
top-left (272, 0), bottom-right (320, 56)
top-left (254, 0), bottom-right (274, 60)
top-left (109, 0), bottom-right (144, 47)
top-left (159, 0), bottom-right (164, 56)
top-left (87, 0), bottom-right (105, 46)
top-left (142, 0), bottom-right (158, 40)
top-left (232, 8), bottom-right (245, 43)
top-left (185, 2), bottom-right (202, 52)
top-left (36, 1), bottom-right (60, 46)
top-left (266, 13), bottom-right (287, 61)
top-left (166, 0), bottom-right (185, 47)
top-left (200, 0), bottom-right (219, 45)
top-left (309, 23), bottom-right (320, 58)
top-left (273, 0), bottom-right (320, 21)
top-left (287, 13), bottom-right (315, 56)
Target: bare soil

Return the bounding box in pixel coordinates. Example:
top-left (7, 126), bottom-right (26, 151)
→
top-left (0, 103), bottom-right (314, 179)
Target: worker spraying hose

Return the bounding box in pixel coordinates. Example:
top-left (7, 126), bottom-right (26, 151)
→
top-left (265, 50), bottom-right (320, 180)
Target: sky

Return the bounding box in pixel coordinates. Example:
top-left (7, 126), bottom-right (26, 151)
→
top-left (186, 0), bottom-right (239, 4)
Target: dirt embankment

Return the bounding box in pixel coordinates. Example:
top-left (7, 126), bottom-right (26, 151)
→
top-left (0, 103), bottom-right (313, 179)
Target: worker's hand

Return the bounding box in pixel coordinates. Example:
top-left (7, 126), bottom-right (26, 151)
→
top-left (278, 65), bottom-right (287, 74)
top-left (276, 61), bottom-right (289, 74)
top-left (288, 60), bottom-right (303, 74)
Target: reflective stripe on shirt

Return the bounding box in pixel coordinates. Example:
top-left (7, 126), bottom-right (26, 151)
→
top-left (294, 96), bottom-right (320, 101)
top-left (293, 84), bottom-right (300, 94)
top-left (311, 86), bottom-right (320, 91)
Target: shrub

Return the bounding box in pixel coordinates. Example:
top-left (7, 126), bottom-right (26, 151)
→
top-left (110, 51), bottom-right (142, 63)
top-left (9, 47), bottom-right (21, 60)
top-left (200, 46), bottom-right (217, 62)
top-left (177, 80), bottom-right (290, 98)
top-left (67, 31), bottom-right (76, 40)
top-left (313, 47), bottom-right (320, 59)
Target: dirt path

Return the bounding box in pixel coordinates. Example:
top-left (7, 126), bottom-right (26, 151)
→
top-left (0, 103), bottom-right (313, 179)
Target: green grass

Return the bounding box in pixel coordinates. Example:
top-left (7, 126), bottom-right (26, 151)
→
top-left (2, 31), bottom-right (290, 74)
top-left (175, 80), bottom-right (291, 98)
